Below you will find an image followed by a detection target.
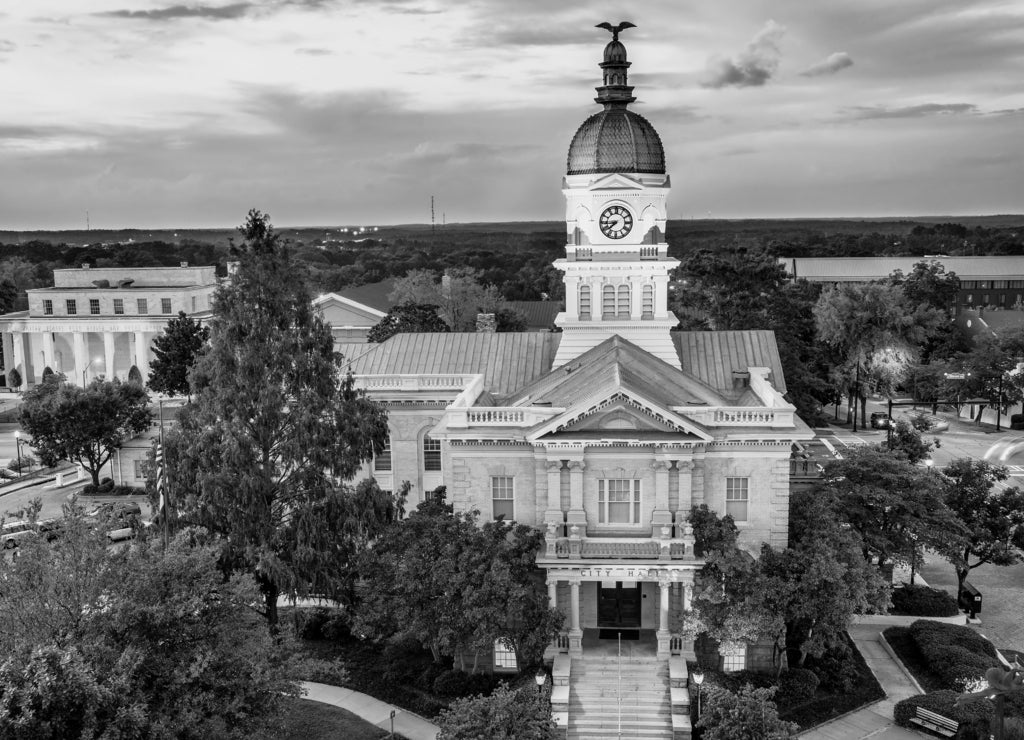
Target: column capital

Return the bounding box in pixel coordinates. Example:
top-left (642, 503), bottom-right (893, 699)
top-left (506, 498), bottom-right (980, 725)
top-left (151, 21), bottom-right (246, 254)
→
top-left (547, 460), bottom-right (564, 472)
top-left (650, 460), bottom-right (670, 471)
top-left (676, 460), bottom-right (693, 472)
top-left (568, 460), bottom-right (586, 472)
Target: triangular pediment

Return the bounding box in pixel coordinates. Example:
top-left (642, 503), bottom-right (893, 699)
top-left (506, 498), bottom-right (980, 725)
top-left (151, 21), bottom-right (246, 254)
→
top-left (527, 390), bottom-right (714, 442)
top-left (589, 173), bottom-right (644, 191)
top-left (313, 293), bottom-right (387, 323)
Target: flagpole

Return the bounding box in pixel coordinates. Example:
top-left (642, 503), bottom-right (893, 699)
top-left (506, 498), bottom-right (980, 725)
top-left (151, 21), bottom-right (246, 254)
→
top-left (158, 397), bottom-right (168, 550)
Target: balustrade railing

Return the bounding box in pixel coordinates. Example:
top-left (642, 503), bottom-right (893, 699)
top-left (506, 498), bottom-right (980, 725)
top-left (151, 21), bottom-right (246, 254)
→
top-left (685, 406), bottom-right (794, 427)
top-left (544, 534), bottom-right (696, 561)
top-left (356, 374), bottom-right (474, 391)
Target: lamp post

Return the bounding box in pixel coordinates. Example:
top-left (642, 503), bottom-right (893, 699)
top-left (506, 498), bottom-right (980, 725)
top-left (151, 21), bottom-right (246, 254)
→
top-left (693, 670), bottom-right (704, 720)
top-left (82, 356), bottom-right (101, 387)
top-left (535, 666), bottom-right (546, 695)
top-left (13, 430), bottom-right (22, 478)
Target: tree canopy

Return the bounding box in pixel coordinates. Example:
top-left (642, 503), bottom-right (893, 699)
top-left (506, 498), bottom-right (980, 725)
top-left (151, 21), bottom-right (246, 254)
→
top-left (436, 684), bottom-right (560, 740)
top-left (697, 685), bottom-right (798, 740)
top-left (165, 210), bottom-right (397, 630)
top-left (367, 302), bottom-right (450, 343)
top-left (0, 515), bottom-right (298, 739)
top-left (941, 459), bottom-right (1024, 592)
top-left (19, 375), bottom-right (151, 486)
top-left (147, 310), bottom-right (210, 397)
top-left (389, 267), bottom-right (503, 330)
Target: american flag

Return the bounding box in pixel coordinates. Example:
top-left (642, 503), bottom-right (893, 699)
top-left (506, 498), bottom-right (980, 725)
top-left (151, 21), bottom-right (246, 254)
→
top-left (154, 445), bottom-right (165, 519)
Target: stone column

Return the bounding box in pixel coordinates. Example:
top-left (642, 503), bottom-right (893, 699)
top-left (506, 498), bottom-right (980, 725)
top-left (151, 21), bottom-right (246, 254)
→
top-left (564, 275), bottom-right (580, 317)
top-left (675, 460), bottom-right (693, 518)
top-left (11, 333), bottom-right (25, 382)
top-left (545, 459), bottom-right (564, 525)
top-left (1, 333), bottom-right (14, 381)
top-left (134, 331), bottom-right (150, 379)
top-left (651, 457), bottom-right (672, 534)
top-left (653, 274), bottom-right (670, 317)
top-left (73, 332), bottom-right (87, 386)
top-left (548, 578), bottom-right (558, 610)
top-left (569, 578), bottom-right (583, 657)
top-left (42, 332), bottom-right (55, 373)
top-left (567, 460), bottom-right (587, 531)
top-left (657, 577), bottom-right (671, 658)
top-left (678, 575), bottom-right (697, 660)
top-left (103, 331), bottom-right (116, 380)
top-left (629, 277), bottom-right (643, 319)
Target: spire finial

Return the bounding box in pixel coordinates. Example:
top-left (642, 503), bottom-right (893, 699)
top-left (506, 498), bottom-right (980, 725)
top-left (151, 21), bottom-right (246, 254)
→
top-left (595, 21), bottom-right (636, 42)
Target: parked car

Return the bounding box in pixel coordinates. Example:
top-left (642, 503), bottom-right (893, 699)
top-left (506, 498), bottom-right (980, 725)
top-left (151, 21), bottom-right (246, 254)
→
top-left (1, 520), bottom-right (35, 549)
top-left (870, 412), bottom-right (891, 429)
top-left (85, 501), bottom-right (142, 527)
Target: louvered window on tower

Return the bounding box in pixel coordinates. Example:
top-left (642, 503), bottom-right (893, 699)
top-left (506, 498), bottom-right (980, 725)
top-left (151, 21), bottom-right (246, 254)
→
top-left (579, 285), bottom-right (591, 319)
top-left (602, 285), bottom-right (615, 317)
top-left (642, 285), bottom-right (654, 318)
top-left (617, 285), bottom-right (630, 317)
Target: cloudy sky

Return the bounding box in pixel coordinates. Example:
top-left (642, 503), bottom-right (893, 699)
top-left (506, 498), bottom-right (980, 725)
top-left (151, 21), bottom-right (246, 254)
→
top-left (1, 0), bottom-right (1022, 229)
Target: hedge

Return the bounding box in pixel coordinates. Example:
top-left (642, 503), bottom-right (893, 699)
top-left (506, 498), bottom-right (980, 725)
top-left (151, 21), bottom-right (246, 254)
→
top-left (894, 690), bottom-right (992, 731)
top-left (890, 585), bottom-right (959, 617)
top-left (909, 620), bottom-right (998, 660)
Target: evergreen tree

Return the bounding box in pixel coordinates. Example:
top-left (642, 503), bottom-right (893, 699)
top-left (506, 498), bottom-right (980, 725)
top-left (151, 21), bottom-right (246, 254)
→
top-left (165, 210), bottom-right (395, 630)
top-left (147, 310), bottom-right (210, 397)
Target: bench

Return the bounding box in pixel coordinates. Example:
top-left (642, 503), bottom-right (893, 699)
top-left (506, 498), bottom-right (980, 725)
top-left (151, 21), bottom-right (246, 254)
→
top-left (909, 707), bottom-right (958, 738)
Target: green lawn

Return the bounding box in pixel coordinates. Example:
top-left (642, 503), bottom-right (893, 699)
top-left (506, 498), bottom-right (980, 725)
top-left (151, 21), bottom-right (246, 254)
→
top-left (280, 698), bottom-right (397, 740)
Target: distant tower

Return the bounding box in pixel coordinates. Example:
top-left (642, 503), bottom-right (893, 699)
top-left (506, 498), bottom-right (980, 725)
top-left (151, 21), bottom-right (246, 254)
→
top-left (553, 23), bottom-right (679, 368)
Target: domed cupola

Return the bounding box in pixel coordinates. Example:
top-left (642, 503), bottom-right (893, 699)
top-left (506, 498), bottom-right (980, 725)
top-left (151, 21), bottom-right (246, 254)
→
top-left (566, 22), bottom-right (666, 176)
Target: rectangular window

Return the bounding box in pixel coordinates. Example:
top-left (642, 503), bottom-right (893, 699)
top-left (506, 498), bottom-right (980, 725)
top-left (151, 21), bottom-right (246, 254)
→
top-left (722, 644), bottom-right (746, 673)
top-left (993, 280), bottom-right (1008, 289)
top-left (423, 435), bottom-right (441, 471)
top-left (161, 298), bottom-right (172, 314)
top-left (983, 294), bottom-right (990, 305)
top-left (191, 296), bottom-right (197, 312)
top-left (66, 299), bottom-right (77, 315)
top-left (598, 479), bottom-right (641, 525)
top-left (642, 285), bottom-right (654, 318)
top-left (374, 437), bottom-right (392, 472)
top-left (137, 298), bottom-right (148, 314)
top-left (133, 459), bottom-right (146, 480)
top-left (493, 639), bottom-right (517, 671)
top-left (726, 478), bottom-right (749, 522)
top-left (1011, 281), bottom-right (1024, 289)
top-left (602, 285), bottom-right (616, 317)
top-left (960, 281), bottom-right (977, 289)
top-left (617, 285), bottom-right (630, 317)
top-left (42, 299), bottom-right (53, 315)
top-left (89, 299), bottom-right (100, 315)
top-left (113, 298), bottom-right (124, 315)
top-left (491, 476), bottom-right (515, 521)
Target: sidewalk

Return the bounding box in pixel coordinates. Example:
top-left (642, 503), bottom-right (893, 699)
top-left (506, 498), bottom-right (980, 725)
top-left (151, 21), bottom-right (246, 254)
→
top-left (301, 681), bottom-right (440, 740)
top-left (799, 623), bottom-right (927, 739)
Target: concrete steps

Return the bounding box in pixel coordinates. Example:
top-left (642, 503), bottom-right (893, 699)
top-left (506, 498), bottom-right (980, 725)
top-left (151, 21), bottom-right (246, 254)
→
top-left (568, 656), bottom-right (673, 740)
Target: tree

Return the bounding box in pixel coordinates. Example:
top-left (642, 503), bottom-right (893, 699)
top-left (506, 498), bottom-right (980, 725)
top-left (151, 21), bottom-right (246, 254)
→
top-left (388, 267), bottom-right (502, 330)
top-left (0, 278), bottom-right (18, 314)
top-left (885, 418), bottom-right (939, 465)
top-left (165, 210), bottom-right (397, 630)
top-left (493, 306), bottom-right (527, 332)
top-left (0, 514), bottom-right (299, 739)
top-left (890, 260), bottom-right (960, 312)
top-left (19, 375), bottom-right (151, 486)
top-left (6, 367), bottom-right (21, 390)
top-left (147, 310), bottom-right (210, 397)
top-left (697, 684), bottom-right (798, 740)
top-left (358, 494), bottom-right (563, 672)
top-left (367, 302), bottom-right (450, 342)
top-left (953, 330), bottom-right (1024, 421)
top-left (436, 684), bottom-right (559, 740)
top-left (814, 281), bottom-right (943, 427)
top-left (941, 459), bottom-right (1024, 593)
top-left (818, 445), bottom-right (964, 570)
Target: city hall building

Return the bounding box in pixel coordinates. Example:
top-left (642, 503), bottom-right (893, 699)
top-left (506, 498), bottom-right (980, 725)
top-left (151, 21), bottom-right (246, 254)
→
top-left (337, 25), bottom-right (812, 695)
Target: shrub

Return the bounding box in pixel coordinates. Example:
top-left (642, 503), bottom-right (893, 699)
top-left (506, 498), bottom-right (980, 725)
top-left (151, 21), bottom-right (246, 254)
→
top-left (82, 479), bottom-right (117, 494)
top-left (0, 468), bottom-right (17, 480)
top-left (777, 668), bottom-right (820, 705)
top-left (891, 585), bottom-right (959, 617)
top-left (806, 643), bottom-right (860, 693)
top-left (7, 369), bottom-right (21, 389)
top-left (1011, 413), bottom-right (1024, 431)
top-left (433, 669), bottom-right (472, 697)
top-left (714, 669), bottom-right (777, 694)
top-left (894, 690), bottom-right (992, 729)
top-left (465, 672), bottom-right (501, 696)
top-left (382, 635), bottom-right (432, 685)
top-left (297, 657), bottom-right (350, 686)
top-left (294, 607), bottom-right (349, 641)
top-left (418, 662), bottom-right (448, 691)
top-left (909, 620), bottom-right (998, 660)
top-left (6, 455), bottom-right (37, 472)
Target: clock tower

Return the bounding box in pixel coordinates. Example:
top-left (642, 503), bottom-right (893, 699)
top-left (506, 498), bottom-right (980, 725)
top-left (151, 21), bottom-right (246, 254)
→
top-left (553, 24), bottom-right (680, 369)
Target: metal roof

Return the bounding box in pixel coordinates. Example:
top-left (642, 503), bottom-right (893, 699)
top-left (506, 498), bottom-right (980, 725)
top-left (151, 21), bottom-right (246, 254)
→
top-left (673, 331), bottom-right (787, 395)
top-left (781, 256), bottom-right (1024, 281)
top-left (341, 332), bottom-right (562, 396)
top-left (504, 301), bottom-right (561, 330)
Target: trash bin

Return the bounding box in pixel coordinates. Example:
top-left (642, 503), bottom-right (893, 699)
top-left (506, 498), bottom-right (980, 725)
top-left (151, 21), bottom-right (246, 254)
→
top-left (959, 582), bottom-right (982, 618)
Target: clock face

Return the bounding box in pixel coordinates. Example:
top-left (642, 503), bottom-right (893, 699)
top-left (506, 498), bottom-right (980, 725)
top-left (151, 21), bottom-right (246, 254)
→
top-left (599, 205), bottom-right (633, 239)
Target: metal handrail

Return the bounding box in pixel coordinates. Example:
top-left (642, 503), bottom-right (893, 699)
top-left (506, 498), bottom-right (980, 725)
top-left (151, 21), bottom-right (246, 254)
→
top-left (617, 631), bottom-right (622, 740)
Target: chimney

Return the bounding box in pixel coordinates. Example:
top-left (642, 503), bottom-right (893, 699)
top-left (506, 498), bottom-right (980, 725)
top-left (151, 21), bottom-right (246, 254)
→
top-left (476, 313), bottom-right (497, 333)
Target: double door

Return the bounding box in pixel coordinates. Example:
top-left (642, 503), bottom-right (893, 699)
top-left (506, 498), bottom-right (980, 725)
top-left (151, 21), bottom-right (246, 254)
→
top-left (598, 580), bottom-right (641, 628)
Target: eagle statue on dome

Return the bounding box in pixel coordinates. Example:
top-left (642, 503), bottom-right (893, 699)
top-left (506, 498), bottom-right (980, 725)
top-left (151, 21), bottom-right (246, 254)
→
top-left (595, 21), bottom-right (636, 41)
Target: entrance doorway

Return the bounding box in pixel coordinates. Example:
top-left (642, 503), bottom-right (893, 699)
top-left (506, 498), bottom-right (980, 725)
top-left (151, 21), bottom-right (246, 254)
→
top-left (598, 580), bottom-right (641, 628)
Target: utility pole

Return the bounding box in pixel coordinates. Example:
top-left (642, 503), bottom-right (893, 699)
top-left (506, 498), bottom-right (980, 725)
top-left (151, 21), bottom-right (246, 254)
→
top-left (431, 196), bottom-right (435, 233)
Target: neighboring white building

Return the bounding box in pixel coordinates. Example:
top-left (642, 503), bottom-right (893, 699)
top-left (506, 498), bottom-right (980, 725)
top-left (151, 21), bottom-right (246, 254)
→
top-left (0, 264), bottom-right (216, 388)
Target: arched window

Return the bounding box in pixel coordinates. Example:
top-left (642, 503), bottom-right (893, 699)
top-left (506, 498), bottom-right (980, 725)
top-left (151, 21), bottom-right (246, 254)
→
top-left (642, 285), bottom-right (654, 318)
top-left (579, 284), bottom-right (591, 319)
top-left (602, 285), bottom-right (616, 318)
top-left (617, 285), bottom-right (630, 317)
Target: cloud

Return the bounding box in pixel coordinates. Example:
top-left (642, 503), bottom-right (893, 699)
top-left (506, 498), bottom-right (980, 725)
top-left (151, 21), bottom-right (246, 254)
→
top-left (801, 51), bottom-right (854, 77)
top-left (845, 103), bottom-right (977, 119)
top-left (295, 47), bottom-right (332, 56)
top-left (0, 39), bottom-right (15, 55)
top-left (701, 20), bottom-right (786, 89)
top-left (99, 3), bottom-right (253, 21)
